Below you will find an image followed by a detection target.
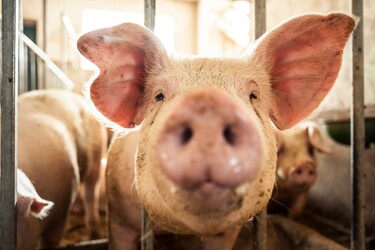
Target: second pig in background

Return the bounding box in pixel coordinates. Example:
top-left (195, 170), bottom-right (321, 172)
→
top-left (17, 89), bottom-right (107, 249)
top-left (268, 122), bottom-right (331, 217)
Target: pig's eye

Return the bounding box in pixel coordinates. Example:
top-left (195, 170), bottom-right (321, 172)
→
top-left (249, 92), bottom-right (258, 101)
top-left (154, 91), bottom-right (165, 102)
top-left (308, 145), bottom-right (315, 155)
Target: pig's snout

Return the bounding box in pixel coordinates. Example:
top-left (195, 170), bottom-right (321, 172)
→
top-left (289, 163), bottom-right (317, 186)
top-left (156, 88), bottom-right (264, 192)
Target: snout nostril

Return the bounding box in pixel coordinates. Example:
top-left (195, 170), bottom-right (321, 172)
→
top-left (180, 126), bottom-right (193, 145)
top-left (295, 169), bottom-right (303, 175)
top-left (223, 126), bottom-right (236, 145)
top-left (309, 170), bottom-right (315, 176)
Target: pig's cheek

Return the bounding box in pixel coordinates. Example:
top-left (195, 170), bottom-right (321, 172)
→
top-left (242, 123), bottom-right (277, 206)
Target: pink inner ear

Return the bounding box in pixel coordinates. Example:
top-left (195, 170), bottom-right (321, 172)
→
top-left (30, 198), bottom-right (48, 214)
top-left (78, 22), bottom-right (168, 128)
top-left (257, 14), bottom-right (355, 130)
top-left (90, 46), bottom-right (146, 128)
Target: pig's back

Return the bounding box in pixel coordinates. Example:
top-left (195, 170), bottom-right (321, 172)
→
top-left (18, 89), bottom-right (99, 176)
top-left (17, 89), bottom-right (83, 241)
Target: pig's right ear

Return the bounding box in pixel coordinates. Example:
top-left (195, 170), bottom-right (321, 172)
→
top-left (250, 13), bottom-right (355, 130)
top-left (77, 23), bottom-right (169, 128)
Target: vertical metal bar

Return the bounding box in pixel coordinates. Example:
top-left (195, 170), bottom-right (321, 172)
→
top-left (253, 1), bottom-right (267, 250)
top-left (18, 0), bottom-right (25, 95)
top-left (60, 13), bottom-right (68, 76)
top-left (142, 1), bottom-right (156, 250)
top-left (42, 0), bottom-right (47, 89)
top-left (254, 0), bottom-right (266, 41)
top-left (42, 0), bottom-right (47, 52)
top-left (141, 208), bottom-right (154, 250)
top-left (351, 0), bottom-right (366, 249)
top-left (144, 0), bottom-right (155, 32)
top-left (1, 0), bottom-right (19, 249)
top-left (30, 52), bottom-right (37, 90)
top-left (19, 43), bottom-right (27, 95)
top-left (27, 49), bottom-right (31, 90)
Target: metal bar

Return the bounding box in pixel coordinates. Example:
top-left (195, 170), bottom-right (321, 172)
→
top-left (144, 0), bottom-right (155, 31)
top-left (141, 1), bottom-right (156, 250)
top-left (253, 211), bottom-right (267, 250)
top-left (1, 0), bottom-right (19, 249)
top-left (351, 0), bottom-right (366, 249)
top-left (29, 51), bottom-right (37, 90)
top-left (19, 43), bottom-right (28, 95)
top-left (254, 0), bottom-right (266, 41)
top-left (42, 0), bottom-right (47, 89)
top-left (43, 239), bottom-right (108, 250)
top-left (60, 12), bottom-right (68, 75)
top-left (141, 208), bottom-right (154, 250)
top-left (61, 13), bottom-right (78, 41)
top-left (19, 33), bottom-right (74, 89)
top-left (253, 0), bottom-right (267, 250)
top-left (17, 0), bottom-right (25, 95)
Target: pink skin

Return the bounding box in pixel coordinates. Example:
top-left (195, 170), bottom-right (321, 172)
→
top-left (156, 88), bottom-right (263, 191)
top-left (77, 14), bottom-right (355, 249)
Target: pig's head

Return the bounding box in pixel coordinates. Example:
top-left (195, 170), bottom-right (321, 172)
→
top-left (275, 123), bottom-right (331, 193)
top-left (17, 169), bottom-right (54, 219)
top-left (77, 13), bottom-right (354, 235)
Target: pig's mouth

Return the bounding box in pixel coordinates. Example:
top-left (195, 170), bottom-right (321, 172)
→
top-left (180, 181), bottom-right (244, 217)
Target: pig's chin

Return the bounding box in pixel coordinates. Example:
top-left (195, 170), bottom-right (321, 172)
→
top-left (158, 183), bottom-right (245, 235)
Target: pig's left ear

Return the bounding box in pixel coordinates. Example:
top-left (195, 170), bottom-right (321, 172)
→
top-left (77, 23), bottom-right (169, 128)
top-left (251, 13), bottom-right (355, 130)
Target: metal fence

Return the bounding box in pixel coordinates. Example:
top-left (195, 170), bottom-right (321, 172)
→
top-left (18, 31), bottom-right (74, 95)
top-left (0, 0), bottom-right (366, 249)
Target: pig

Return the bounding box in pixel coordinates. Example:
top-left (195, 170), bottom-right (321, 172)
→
top-left (17, 89), bottom-right (106, 248)
top-left (268, 123), bottom-right (331, 217)
top-left (77, 13), bottom-right (355, 249)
